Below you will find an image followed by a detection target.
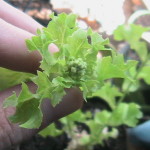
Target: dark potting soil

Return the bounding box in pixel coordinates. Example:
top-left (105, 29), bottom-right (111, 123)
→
top-left (19, 127), bottom-right (127, 150)
top-left (20, 133), bottom-right (69, 150)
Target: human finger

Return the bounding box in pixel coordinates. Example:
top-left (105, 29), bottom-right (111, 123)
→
top-left (0, 19), bottom-right (59, 73)
top-left (0, 19), bottom-right (41, 73)
top-left (0, 0), bottom-right (43, 34)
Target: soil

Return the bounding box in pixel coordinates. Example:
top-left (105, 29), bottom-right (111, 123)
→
top-left (20, 134), bottom-right (69, 150)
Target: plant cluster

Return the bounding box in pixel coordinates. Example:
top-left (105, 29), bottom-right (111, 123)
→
top-left (3, 13), bottom-right (150, 149)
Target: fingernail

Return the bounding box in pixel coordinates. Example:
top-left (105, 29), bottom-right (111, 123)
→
top-left (48, 43), bottom-right (59, 54)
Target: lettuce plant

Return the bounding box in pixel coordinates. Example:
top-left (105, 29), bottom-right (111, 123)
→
top-left (3, 13), bottom-right (139, 129)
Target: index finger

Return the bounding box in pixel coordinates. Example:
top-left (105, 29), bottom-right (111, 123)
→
top-left (0, 19), bottom-right (41, 73)
top-left (0, 0), bottom-right (43, 34)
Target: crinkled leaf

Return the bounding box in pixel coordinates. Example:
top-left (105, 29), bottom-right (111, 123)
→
top-left (60, 110), bottom-right (86, 124)
top-left (18, 82), bottom-right (34, 103)
top-left (46, 13), bottom-right (77, 47)
top-left (94, 110), bottom-right (111, 125)
top-left (26, 36), bottom-right (43, 51)
top-left (39, 123), bottom-right (63, 137)
top-left (124, 103), bottom-right (143, 126)
top-left (109, 103), bottom-right (142, 127)
top-left (26, 39), bottom-right (38, 51)
top-left (97, 56), bottom-right (125, 81)
top-left (87, 120), bottom-right (104, 138)
top-left (10, 98), bottom-right (42, 129)
top-left (66, 29), bottom-right (91, 57)
top-left (90, 32), bottom-right (110, 51)
top-left (51, 86), bottom-right (66, 106)
top-left (66, 13), bottom-right (77, 28)
top-left (97, 54), bottom-right (137, 81)
top-left (114, 24), bottom-right (150, 61)
top-left (114, 24), bottom-right (149, 42)
top-left (138, 66), bottom-right (150, 84)
top-left (32, 71), bottom-right (52, 99)
top-left (0, 67), bottom-right (33, 91)
top-left (131, 41), bottom-right (148, 61)
top-left (3, 92), bottom-right (18, 108)
top-left (92, 83), bottom-right (122, 109)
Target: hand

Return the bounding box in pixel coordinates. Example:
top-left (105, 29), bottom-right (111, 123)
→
top-left (0, 1), bottom-right (83, 149)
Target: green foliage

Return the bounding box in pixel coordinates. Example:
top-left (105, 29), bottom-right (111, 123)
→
top-left (114, 24), bottom-right (150, 61)
top-left (114, 24), bottom-right (150, 96)
top-left (39, 102), bottom-right (142, 149)
top-left (3, 13), bottom-right (149, 150)
top-left (10, 98), bottom-right (42, 128)
top-left (138, 66), bottom-right (150, 84)
top-left (92, 82), bottom-right (123, 109)
top-left (39, 123), bottom-right (63, 137)
top-left (3, 13), bottom-right (136, 129)
top-left (109, 103), bottom-right (142, 127)
top-left (0, 67), bottom-right (33, 91)
top-left (97, 53), bottom-right (137, 81)
top-left (38, 23), bottom-right (150, 149)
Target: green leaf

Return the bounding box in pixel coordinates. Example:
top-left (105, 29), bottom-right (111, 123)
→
top-left (109, 103), bottom-right (128, 126)
top-left (94, 110), bottom-right (111, 125)
top-left (51, 86), bottom-right (66, 106)
top-left (114, 24), bottom-right (149, 42)
top-left (97, 53), bottom-right (137, 81)
top-left (86, 120), bottom-right (104, 144)
top-left (114, 24), bottom-right (150, 61)
top-left (90, 32), bottom-right (109, 51)
top-left (32, 71), bottom-right (52, 98)
top-left (60, 110), bottom-right (86, 128)
top-left (109, 103), bottom-right (142, 127)
top-left (92, 83), bottom-right (122, 109)
top-left (3, 92), bottom-right (18, 108)
top-left (138, 66), bottom-right (150, 84)
top-left (46, 13), bottom-right (77, 47)
top-left (66, 29), bottom-right (91, 57)
top-left (66, 13), bottom-right (77, 28)
top-left (39, 123), bottom-right (63, 137)
top-left (18, 82), bottom-right (34, 103)
top-left (122, 79), bottom-right (140, 92)
top-left (10, 98), bottom-right (42, 128)
top-left (80, 135), bottom-right (91, 145)
top-left (52, 76), bottom-right (73, 88)
top-left (113, 54), bottom-right (137, 71)
top-left (26, 39), bottom-right (37, 51)
top-left (97, 56), bottom-right (125, 81)
top-left (26, 36), bottom-right (43, 51)
top-left (124, 103), bottom-right (143, 126)
top-left (0, 67), bottom-right (33, 91)
top-left (131, 41), bottom-right (148, 61)
top-left (66, 110), bottom-right (86, 122)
